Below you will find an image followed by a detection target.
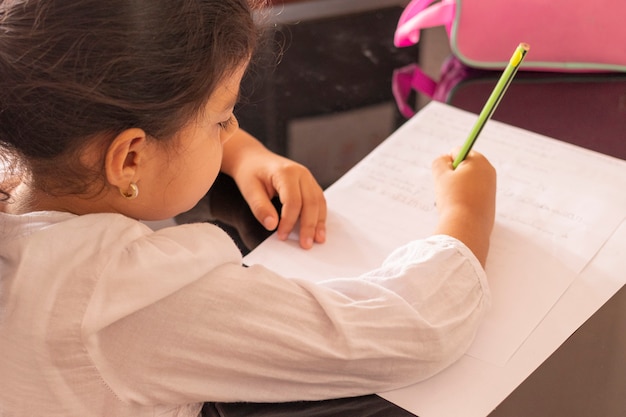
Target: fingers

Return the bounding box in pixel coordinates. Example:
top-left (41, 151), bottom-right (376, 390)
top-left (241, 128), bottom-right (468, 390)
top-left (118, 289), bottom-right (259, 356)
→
top-left (432, 149), bottom-right (491, 175)
top-left (275, 174), bottom-right (326, 250)
top-left (240, 166), bottom-right (327, 250)
top-left (431, 152), bottom-right (455, 177)
top-left (241, 181), bottom-right (280, 230)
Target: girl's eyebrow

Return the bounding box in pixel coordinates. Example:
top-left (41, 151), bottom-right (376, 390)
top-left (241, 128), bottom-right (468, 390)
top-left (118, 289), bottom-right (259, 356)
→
top-left (221, 89), bottom-right (241, 113)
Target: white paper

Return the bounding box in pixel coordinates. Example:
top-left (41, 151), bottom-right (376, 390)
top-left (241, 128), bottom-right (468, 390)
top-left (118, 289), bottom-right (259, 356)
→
top-left (244, 102), bottom-right (626, 415)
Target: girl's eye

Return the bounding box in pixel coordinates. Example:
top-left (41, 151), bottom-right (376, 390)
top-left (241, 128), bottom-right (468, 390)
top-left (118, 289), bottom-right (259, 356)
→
top-left (218, 116), bottom-right (235, 130)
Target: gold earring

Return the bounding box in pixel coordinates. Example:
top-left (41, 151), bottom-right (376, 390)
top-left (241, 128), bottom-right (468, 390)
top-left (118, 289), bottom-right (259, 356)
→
top-left (119, 182), bottom-right (139, 200)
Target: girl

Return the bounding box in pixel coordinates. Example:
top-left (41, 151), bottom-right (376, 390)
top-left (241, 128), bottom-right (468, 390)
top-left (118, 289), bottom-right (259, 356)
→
top-left (0, 1), bottom-right (496, 417)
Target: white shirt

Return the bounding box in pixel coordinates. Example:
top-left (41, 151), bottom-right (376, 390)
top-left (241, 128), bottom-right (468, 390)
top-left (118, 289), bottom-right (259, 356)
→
top-left (0, 211), bottom-right (490, 417)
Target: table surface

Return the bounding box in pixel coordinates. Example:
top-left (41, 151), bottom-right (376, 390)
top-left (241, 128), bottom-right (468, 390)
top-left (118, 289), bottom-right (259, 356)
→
top-left (178, 4), bottom-right (626, 417)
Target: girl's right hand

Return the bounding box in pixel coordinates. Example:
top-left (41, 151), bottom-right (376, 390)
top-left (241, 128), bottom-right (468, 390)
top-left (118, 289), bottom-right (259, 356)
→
top-left (431, 150), bottom-right (497, 267)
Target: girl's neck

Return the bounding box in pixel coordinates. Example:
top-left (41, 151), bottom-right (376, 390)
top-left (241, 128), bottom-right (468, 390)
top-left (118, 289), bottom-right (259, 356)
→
top-left (2, 182), bottom-right (43, 214)
top-left (2, 182), bottom-right (80, 215)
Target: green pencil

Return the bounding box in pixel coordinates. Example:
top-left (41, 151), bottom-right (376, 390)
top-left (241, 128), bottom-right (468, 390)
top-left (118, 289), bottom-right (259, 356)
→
top-left (452, 42), bottom-right (530, 169)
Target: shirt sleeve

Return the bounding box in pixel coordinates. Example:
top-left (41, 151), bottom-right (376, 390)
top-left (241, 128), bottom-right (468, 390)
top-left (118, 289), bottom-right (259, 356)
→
top-left (82, 224), bottom-right (489, 405)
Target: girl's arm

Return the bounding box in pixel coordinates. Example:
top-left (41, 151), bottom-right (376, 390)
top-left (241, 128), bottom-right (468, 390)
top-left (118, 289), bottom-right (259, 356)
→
top-left (220, 128), bottom-right (327, 249)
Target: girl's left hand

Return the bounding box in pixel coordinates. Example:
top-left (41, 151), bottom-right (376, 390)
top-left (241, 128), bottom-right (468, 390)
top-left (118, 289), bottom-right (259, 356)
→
top-left (220, 129), bottom-right (327, 249)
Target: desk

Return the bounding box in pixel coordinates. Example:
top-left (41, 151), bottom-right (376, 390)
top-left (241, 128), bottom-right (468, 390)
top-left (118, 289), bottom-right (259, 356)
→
top-left (177, 4), bottom-right (626, 416)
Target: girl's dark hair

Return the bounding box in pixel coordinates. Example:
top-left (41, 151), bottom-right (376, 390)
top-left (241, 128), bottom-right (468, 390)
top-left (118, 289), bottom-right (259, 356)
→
top-left (0, 0), bottom-right (262, 200)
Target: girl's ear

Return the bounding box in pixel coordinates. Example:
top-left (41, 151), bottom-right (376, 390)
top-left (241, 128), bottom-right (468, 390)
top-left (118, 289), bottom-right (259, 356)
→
top-left (104, 128), bottom-right (147, 189)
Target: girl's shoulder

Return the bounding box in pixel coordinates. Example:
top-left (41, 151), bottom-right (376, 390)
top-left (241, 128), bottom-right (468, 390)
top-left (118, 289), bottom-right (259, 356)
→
top-left (2, 211), bottom-right (242, 265)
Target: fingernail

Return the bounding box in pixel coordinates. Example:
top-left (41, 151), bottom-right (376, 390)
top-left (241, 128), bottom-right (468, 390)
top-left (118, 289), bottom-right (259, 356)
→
top-left (263, 216), bottom-right (275, 230)
top-left (304, 237), bottom-right (313, 248)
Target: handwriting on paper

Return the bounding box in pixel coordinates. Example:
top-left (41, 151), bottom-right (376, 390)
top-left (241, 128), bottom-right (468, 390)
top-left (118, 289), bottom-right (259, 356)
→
top-left (245, 102), bottom-right (626, 369)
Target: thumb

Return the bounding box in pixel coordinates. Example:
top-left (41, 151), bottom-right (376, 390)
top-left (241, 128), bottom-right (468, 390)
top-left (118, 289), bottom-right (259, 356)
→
top-left (431, 153), bottom-right (454, 177)
top-left (239, 182), bottom-right (280, 231)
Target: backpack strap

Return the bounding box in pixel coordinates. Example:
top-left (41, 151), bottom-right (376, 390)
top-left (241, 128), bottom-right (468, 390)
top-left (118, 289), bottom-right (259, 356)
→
top-left (395, 0), bottom-right (456, 47)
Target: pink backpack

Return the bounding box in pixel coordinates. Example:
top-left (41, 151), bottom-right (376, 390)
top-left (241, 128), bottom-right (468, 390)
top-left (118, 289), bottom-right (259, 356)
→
top-left (395, 0), bottom-right (626, 72)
